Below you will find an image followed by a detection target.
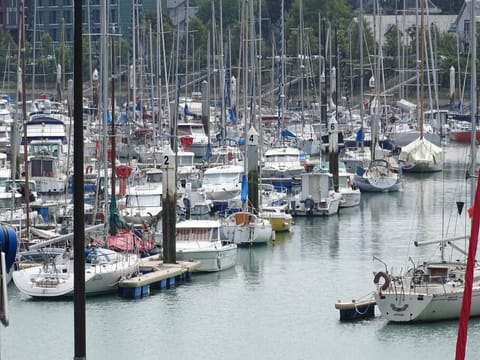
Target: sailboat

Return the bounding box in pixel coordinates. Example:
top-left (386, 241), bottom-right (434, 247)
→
top-left (397, 0), bottom-right (444, 173)
top-left (353, 0), bottom-right (402, 193)
top-left (372, 0), bottom-right (478, 322)
top-left (13, 241), bottom-right (139, 298)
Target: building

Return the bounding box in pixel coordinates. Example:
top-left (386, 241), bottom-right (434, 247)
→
top-left (1, 0), bottom-right (196, 46)
top-left (363, 14), bottom-right (457, 49)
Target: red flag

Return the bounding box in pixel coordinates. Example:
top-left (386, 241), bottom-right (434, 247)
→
top-left (468, 206), bottom-right (475, 218)
top-left (456, 171), bottom-right (480, 359)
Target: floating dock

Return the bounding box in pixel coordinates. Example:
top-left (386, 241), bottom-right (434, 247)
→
top-left (335, 294), bottom-right (376, 321)
top-left (118, 255), bottom-right (201, 299)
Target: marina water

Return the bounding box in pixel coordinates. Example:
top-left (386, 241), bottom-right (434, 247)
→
top-left (3, 142), bottom-right (480, 359)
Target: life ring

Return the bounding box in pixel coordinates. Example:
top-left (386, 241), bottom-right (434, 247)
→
top-left (373, 271), bottom-right (390, 291)
top-left (86, 165), bottom-right (93, 174)
top-left (116, 165), bottom-right (132, 178)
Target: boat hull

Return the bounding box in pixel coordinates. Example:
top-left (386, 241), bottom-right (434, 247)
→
top-left (176, 243), bottom-right (237, 272)
top-left (12, 251), bottom-right (139, 298)
top-left (374, 288), bottom-right (480, 322)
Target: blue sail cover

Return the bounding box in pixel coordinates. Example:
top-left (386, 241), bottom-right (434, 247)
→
top-left (229, 108), bottom-right (237, 123)
top-left (204, 143), bottom-right (212, 162)
top-left (355, 127), bottom-right (365, 142)
top-left (184, 104), bottom-right (197, 117)
top-left (240, 175), bottom-right (248, 202)
top-left (281, 129), bottom-right (296, 138)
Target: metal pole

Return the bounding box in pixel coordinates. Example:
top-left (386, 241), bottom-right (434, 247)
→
top-left (73, 0), bottom-right (86, 357)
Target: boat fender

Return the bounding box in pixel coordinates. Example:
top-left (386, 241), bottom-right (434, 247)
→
top-left (116, 165), bottom-right (132, 178)
top-left (304, 198), bottom-right (315, 211)
top-left (373, 271), bottom-right (390, 291)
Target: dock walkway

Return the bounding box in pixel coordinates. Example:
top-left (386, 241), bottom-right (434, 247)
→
top-left (118, 255), bottom-right (200, 299)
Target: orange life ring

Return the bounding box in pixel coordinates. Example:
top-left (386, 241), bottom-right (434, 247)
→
top-left (373, 271), bottom-right (390, 291)
top-left (115, 165), bottom-right (132, 178)
top-left (86, 165), bottom-right (93, 174)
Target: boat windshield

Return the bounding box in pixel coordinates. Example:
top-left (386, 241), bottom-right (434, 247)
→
top-left (203, 173), bottom-right (241, 185)
top-left (126, 194), bottom-right (162, 207)
top-left (265, 154), bottom-right (299, 163)
top-left (146, 172), bottom-right (162, 183)
top-left (176, 227), bottom-right (213, 241)
top-left (178, 155), bottom-right (194, 166)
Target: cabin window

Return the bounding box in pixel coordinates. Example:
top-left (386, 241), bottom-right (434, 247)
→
top-left (176, 227), bottom-right (211, 241)
top-left (178, 155), bottom-right (194, 167)
top-left (31, 159), bottom-right (54, 177)
top-left (428, 267), bottom-right (448, 284)
top-left (146, 172), bottom-right (162, 183)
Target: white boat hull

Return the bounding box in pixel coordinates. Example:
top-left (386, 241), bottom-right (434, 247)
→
top-left (339, 189), bottom-right (361, 208)
top-left (374, 287), bottom-right (480, 322)
top-left (222, 222), bottom-right (273, 245)
top-left (176, 242), bottom-right (237, 272)
top-left (373, 261), bottom-right (480, 322)
top-left (12, 251), bottom-right (139, 298)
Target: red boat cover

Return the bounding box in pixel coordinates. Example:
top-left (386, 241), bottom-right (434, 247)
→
top-left (456, 171), bottom-right (480, 360)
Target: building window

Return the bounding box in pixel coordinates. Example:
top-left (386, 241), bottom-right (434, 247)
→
top-left (63, 10), bottom-right (71, 24)
top-left (49, 10), bottom-right (57, 24)
top-left (464, 19), bottom-right (470, 38)
top-left (6, 7), bottom-right (16, 27)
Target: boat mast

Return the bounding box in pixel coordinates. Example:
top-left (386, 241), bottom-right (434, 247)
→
top-left (359, 0), bottom-right (364, 136)
top-left (19, 0), bottom-right (30, 241)
top-left (278, 0), bottom-right (285, 140)
top-left (100, 0), bottom-right (110, 237)
top-left (419, 0), bottom-right (425, 140)
top-left (470, 0), bottom-right (477, 204)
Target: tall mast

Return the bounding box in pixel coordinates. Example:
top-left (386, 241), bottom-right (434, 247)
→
top-left (20, 0), bottom-right (30, 241)
top-left (278, 0), bottom-right (285, 136)
top-left (419, 0), bottom-right (425, 139)
top-left (101, 0), bottom-right (110, 236)
top-left (470, 0), bottom-right (477, 201)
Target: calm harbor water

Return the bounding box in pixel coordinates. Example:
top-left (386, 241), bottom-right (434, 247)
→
top-left (2, 141), bottom-right (480, 359)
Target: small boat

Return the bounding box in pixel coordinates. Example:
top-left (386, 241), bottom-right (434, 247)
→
top-left (221, 211), bottom-right (273, 246)
top-left (201, 164), bottom-right (243, 204)
top-left (335, 294), bottom-right (376, 321)
top-left (120, 182), bottom-right (163, 225)
top-left (175, 219), bottom-right (237, 272)
top-left (290, 172), bottom-right (342, 216)
top-left (372, 254), bottom-right (480, 322)
top-left (398, 136), bottom-right (444, 173)
top-left (261, 146), bottom-right (306, 192)
top-left (353, 158), bottom-right (402, 193)
top-left (448, 120), bottom-right (480, 142)
top-left (259, 204), bottom-right (292, 232)
top-left (177, 121), bottom-right (209, 158)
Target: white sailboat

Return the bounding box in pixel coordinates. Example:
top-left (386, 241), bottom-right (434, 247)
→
top-left (373, 0), bottom-right (477, 322)
top-left (352, 1), bottom-right (402, 192)
top-left (397, 0), bottom-right (444, 173)
top-left (13, 246), bottom-right (139, 298)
